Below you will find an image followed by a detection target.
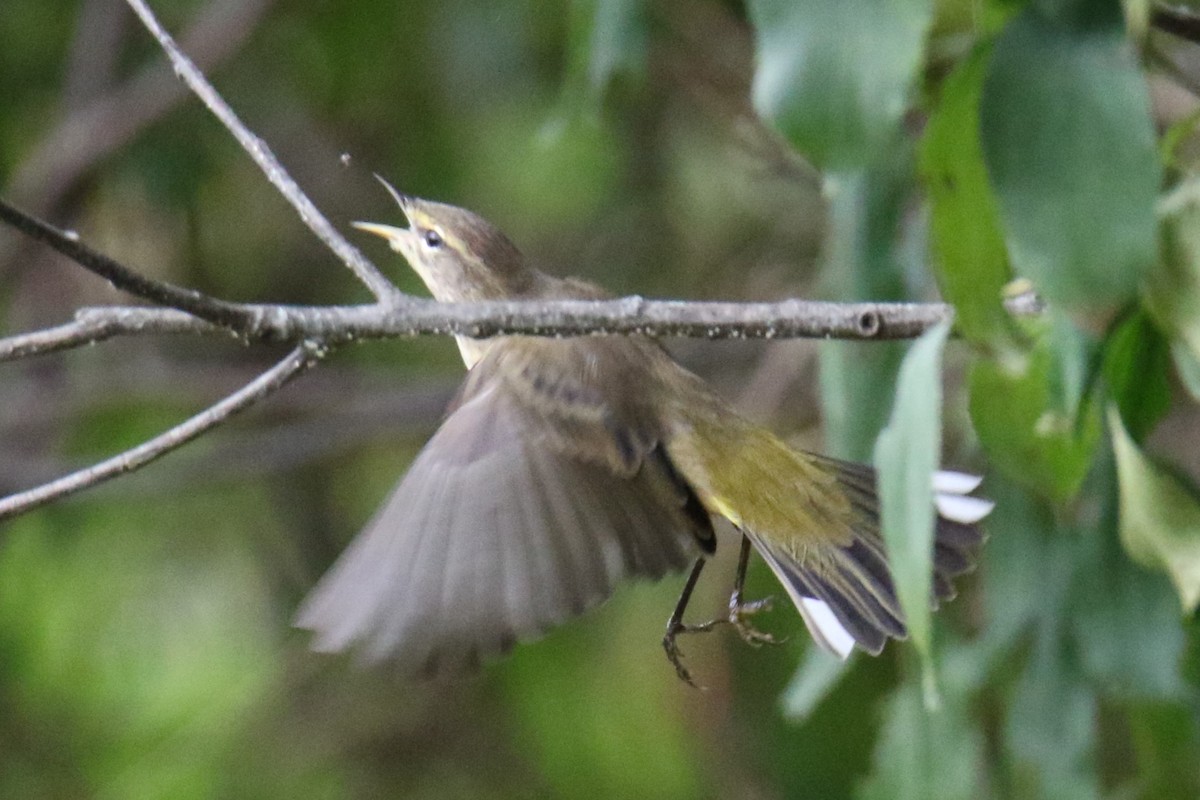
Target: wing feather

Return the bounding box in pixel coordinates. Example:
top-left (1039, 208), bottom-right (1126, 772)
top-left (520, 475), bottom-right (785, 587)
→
top-left (296, 346), bottom-right (706, 674)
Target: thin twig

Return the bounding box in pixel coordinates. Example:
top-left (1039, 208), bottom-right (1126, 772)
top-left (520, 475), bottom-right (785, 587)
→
top-left (0, 198), bottom-right (260, 330)
top-left (1154, 3), bottom-right (1200, 44)
top-left (63, 0), bottom-right (128, 108)
top-left (0, 309), bottom-right (219, 363)
top-left (5, 0), bottom-right (274, 221)
top-left (0, 342), bottom-right (323, 522)
top-left (122, 0), bottom-right (400, 303)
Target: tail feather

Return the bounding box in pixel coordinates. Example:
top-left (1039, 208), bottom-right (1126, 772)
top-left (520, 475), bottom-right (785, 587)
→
top-left (664, 409), bottom-right (990, 660)
top-left (933, 518), bottom-right (987, 555)
top-left (760, 459), bottom-right (989, 659)
top-left (934, 540), bottom-right (974, 575)
top-left (935, 493), bottom-right (994, 524)
top-left (797, 597), bottom-right (859, 658)
top-left (763, 553), bottom-right (888, 655)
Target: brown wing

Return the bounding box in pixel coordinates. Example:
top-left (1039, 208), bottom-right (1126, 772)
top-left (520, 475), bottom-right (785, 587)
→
top-left (296, 338), bottom-right (710, 675)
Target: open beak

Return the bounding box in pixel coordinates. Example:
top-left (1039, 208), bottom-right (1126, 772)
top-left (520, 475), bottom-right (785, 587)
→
top-left (372, 173), bottom-right (413, 214)
top-left (351, 175), bottom-right (416, 252)
top-left (351, 220), bottom-right (409, 250)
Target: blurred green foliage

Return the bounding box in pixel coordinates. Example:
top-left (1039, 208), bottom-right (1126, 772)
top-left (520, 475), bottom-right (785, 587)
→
top-left (2, 0), bottom-right (1200, 798)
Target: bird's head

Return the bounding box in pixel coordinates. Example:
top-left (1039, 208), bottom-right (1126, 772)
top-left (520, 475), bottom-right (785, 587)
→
top-left (353, 178), bottom-right (530, 302)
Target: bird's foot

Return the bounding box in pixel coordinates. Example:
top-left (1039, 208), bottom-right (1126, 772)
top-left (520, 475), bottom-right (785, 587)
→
top-left (725, 595), bottom-right (782, 647)
top-left (661, 595), bottom-right (782, 687)
top-left (662, 622), bottom-right (704, 689)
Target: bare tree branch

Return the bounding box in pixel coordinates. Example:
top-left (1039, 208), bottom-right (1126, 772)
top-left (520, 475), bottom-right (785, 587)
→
top-left (0, 310), bottom-right (218, 363)
top-left (0, 198), bottom-right (263, 330)
top-left (0, 292), bottom-right (1041, 365)
top-left (6, 0), bottom-right (275, 219)
top-left (0, 342), bottom-right (323, 522)
top-left (38, 299), bottom-right (940, 349)
top-left (63, 0), bottom-right (129, 109)
top-left (0, 0), bottom-right (1049, 525)
top-left (0, 190), bottom-right (1043, 361)
top-left (123, 0), bottom-right (400, 304)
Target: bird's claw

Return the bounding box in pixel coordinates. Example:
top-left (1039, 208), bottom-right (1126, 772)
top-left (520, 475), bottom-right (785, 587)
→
top-left (661, 594), bottom-right (782, 687)
top-left (662, 623), bottom-right (704, 689)
top-left (726, 595), bottom-right (781, 647)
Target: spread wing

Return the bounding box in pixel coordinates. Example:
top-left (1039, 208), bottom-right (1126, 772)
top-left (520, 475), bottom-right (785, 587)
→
top-left (295, 338), bottom-right (709, 675)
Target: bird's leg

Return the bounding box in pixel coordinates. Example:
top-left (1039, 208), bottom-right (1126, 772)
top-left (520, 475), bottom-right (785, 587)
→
top-left (671, 536), bottom-right (779, 645)
top-left (662, 537), bottom-right (784, 686)
top-left (722, 535), bottom-right (779, 647)
top-left (662, 557), bottom-right (708, 687)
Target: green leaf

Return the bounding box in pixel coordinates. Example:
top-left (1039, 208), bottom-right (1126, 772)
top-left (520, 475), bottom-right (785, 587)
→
top-left (560, 0), bottom-right (648, 118)
top-left (1128, 705), bottom-right (1200, 800)
top-left (818, 152), bottom-right (917, 461)
top-left (1160, 108), bottom-right (1200, 172)
top-left (1151, 180), bottom-right (1200, 374)
top-left (993, 522), bottom-right (1099, 799)
top-left (980, 3), bottom-right (1159, 308)
top-left (1005, 617), bottom-right (1100, 800)
top-left (972, 478), bottom-right (1059, 663)
top-left (820, 160), bottom-right (912, 460)
top-left (1058, 448), bottom-right (1190, 701)
top-left (780, 646), bottom-right (850, 721)
top-left (1173, 341), bottom-right (1200, 402)
top-left (821, 338), bottom-right (904, 462)
top-left (873, 318), bottom-right (952, 701)
top-left (1101, 311), bottom-right (1172, 442)
top-left (856, 678), bottom-right (985, 800)
top-left (748, 0), bottom-right (932, 169)
top-left (920, 45), bottom-right (1022, 359)
top-left (1070, 512), bottom-right (1189, 701)
top-left (968, 323), bottom-right (1100, 502)
top-left (1108, 405), bottom-right (1200, 614)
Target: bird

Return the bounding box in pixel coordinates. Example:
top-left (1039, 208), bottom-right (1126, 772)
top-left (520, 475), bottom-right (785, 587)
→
top-left (295, 179), bottom-right (992, 682)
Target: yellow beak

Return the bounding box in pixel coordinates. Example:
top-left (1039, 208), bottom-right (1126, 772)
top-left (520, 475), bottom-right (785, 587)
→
top-left (353, 175), bottom-right (420, 252)
top-left (351, 221), bottom-right (410, 251)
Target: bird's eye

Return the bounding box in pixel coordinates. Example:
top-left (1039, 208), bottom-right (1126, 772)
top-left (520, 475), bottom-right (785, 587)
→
top-left (422, 229), bottom-right (443, 249)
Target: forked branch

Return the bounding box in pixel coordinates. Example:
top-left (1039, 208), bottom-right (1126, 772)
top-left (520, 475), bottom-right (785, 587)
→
top-left (0, 0), bottom-right (1041, 522)
top-left (123, 0), bottom-right (400, 303)
top-left (0, 343), bottom-right (323, 522)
